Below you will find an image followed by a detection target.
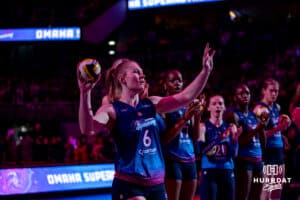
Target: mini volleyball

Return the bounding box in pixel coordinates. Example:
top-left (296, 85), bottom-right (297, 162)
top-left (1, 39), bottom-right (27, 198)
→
top-left (77, 58), bottom-right (101, 83)
top-left (253, 105), bottom-right (270, 122)
top-left (254, 105), bottom-right (269, 117)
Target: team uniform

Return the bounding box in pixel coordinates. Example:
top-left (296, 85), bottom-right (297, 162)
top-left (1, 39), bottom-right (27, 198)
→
top-left (111, 98), bottom-right (167, 200)
top-left (197, 120), bottom-right (238, 200)
top-left (163, 107), bottom-right (197, 180)
top-left (233, 109), bottom-right (264, 200)
top-left (256, 102), bottom-right (284, 164)
top-left (234, 109), bottom-right (263, 170)
top-left (255, 101), bottom-right (285, 200)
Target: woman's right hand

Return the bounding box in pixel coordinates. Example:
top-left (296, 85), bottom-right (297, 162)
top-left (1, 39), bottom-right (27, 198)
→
top-left (77, 65), bottom-right (100, 93)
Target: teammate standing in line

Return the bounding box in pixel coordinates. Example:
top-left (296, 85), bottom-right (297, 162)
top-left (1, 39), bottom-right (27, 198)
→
top-left (227, 84), bottom-right (267, 200)
top-left (196, 94), bottom-right (239, 200)
top-left (160, 69), bottom-right (204, 200)
top-left (254, 78), bottom-right (291, 200)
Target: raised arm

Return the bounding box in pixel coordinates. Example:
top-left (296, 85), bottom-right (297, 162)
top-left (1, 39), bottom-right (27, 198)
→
top-left (77, 66), bottom-right (113, 135)
top-left (78, 87), bottom-right (95, 135)
top-left (150, 43), bottom-right (215, 114)
top-left (79, 85), bottom-right (114, 135)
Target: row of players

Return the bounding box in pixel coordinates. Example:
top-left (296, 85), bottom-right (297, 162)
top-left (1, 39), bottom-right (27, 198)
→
top-left (77, 44), bottom-right (298, 200)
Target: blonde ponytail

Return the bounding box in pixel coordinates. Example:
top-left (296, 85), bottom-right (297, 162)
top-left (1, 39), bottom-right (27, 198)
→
top-left (106, 58), bottom-right (130, 102)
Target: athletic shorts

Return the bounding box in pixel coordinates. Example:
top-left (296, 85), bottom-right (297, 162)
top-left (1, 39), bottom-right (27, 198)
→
top-left (111, 178), bottom-right (168, 200)
top-left (199, 168), bottom-right (235, 200)
top-left (264, 147), bottom-right (284, 164)
top-left (235, 158), bottom-right (263, 171)
top-left (165, 159), bottom-right (197, 180)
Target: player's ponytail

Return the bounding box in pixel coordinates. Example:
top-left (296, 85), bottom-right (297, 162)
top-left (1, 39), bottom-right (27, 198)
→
top-left (107, 59), bottom-right (130, 102)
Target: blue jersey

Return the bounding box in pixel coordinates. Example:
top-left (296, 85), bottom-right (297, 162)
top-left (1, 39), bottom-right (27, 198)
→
top-left (257, 102), bottom-right (283, 148)
top-left (201, 120), bottom-right (237, 170)
top-left (234, 109), bottom-right (262, 162)
top-left (163, 107), bottom-right (195, 163)
top-left (112, 98), bottom-right (165, 186)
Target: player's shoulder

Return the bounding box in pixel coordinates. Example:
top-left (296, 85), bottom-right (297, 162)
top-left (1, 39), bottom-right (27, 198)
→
top-left (95, 103), bottom-right (116, 120)
top-left (274, 103), bottom-right (280, 111)
top-left (148, 95), bottom-right (162, 105)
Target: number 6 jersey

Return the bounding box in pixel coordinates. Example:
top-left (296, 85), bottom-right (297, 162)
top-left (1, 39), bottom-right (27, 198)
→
top-left (112, 98), bottom-right (166, 186)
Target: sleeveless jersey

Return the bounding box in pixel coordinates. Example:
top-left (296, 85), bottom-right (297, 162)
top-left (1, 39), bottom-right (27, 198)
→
top-left (201, 120), bottom-right (236, 169)
top-left (112, 98), bottom-right (165, 186)
top-left (163, 107), bottom-right (195, 163)
top-left (256, 102), bottom-right (283, 148)
top-left (234, 109), bottom-right (262, 162)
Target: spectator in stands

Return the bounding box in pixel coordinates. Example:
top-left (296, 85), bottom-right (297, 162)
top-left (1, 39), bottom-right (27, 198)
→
top-left (19, 132), bottom-right (34, 163)
top-left (74, 135), bottom-right (89, 163)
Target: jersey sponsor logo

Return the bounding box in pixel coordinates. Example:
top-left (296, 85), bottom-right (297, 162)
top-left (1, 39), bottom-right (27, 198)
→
top-left (134, 118), bottom-right (156, 130)
top-left (138, 147), bottom-right (157, 156)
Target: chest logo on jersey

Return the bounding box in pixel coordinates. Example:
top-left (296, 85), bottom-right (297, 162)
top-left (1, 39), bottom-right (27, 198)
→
top-left (134, 118), bottom-right (156, 130)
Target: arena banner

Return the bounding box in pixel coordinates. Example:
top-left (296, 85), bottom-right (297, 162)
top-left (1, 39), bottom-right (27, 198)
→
top-left (0, 27), bottom-right (81, 42)
top-left (128, 0), bottom-right (224, 10)
top-left (0, 163), bottom-right (114, 196)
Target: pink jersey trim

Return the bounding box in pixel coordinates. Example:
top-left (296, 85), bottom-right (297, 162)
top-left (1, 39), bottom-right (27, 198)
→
top-left (115, 172), bottom-right (165, 186)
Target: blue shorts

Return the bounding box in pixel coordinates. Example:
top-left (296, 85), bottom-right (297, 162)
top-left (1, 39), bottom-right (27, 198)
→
top-left (165, 159), bottom-right (197, 180)
top-left (264, 147), bottom-right (284, 164)
top-left (111, 178), bottom-right (167, 200)
top-left (235, 158), bottom-right (263, 171)
top-left (199, 168), bottom-right (235, 200)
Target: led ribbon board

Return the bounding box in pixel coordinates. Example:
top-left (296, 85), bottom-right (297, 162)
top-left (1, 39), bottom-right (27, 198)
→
top-left (0, 27), bottom-right (81, 42)
top-left (0, 163), bottom-right (114, 195)
top-left (128, 0), bottom-right (224, 10)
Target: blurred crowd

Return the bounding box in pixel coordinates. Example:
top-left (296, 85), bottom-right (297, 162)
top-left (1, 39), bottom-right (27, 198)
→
top-left (0, 0), bottom-right (117, 27)
top-left (0, 122), bottom-right (115, 168)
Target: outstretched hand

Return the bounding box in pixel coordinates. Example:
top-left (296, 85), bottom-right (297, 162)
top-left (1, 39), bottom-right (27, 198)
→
top-left (202, 43), bottom-right (216, 72)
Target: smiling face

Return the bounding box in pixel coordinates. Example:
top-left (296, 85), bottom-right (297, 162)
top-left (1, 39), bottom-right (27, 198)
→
top-left (164, 70), bottom-right (183, 95)
top-left (207, 95), bottom-right (226, 119)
